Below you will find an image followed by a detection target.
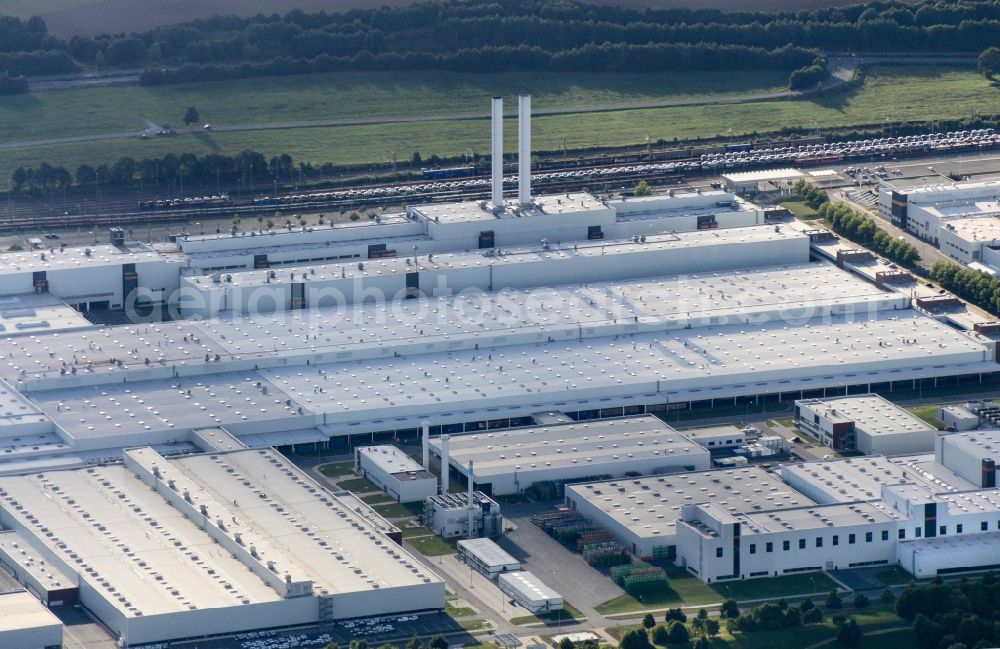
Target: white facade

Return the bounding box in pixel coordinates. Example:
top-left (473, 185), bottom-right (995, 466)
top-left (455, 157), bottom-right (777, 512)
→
top-left (356, 446), bottom-right (437, 502)
top-left (0, 446), bottom-right (444, 646)
top-left (897, 533), bottom-right (1000, 577)
top-left (456, 538), bottom-right (521, 579)
top-left (682, 426), bottom-right (747, 451)
top-left (795, 394), bottom-right (937, 456)
top-left (0, 591), bottom-right (63, 649)
top-left (940, 405), bottom-right (979, 431)
top-left (878, 178), bottom-right (1000, 247)
top-left (935, 429), bottom-right (1000, 488)
top-left (497, 571), bottom-right (562, 614)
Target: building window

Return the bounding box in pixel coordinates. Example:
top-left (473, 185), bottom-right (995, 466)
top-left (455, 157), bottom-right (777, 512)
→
top-left (716, 548), bottom-right (723, 558)
top-left (982, 521), bottom-right (989, 531)
top-left (832, 535), bottom-right (839, 546)
top-left (881, 530), bottom-right (889, 541)
top-left (940, 525), bottom-right (947, 536)
top-left (798, 539), bottom-right (806, 549)
top-left (898, 529), bottom-right (906, 540)
top-left (957, 524), bottom-right (963, 534)
top-left (816, 537), bottom-right (823, 548)
top-left (865, 532), bottom-right (873, 543)
top-left (848, 533), bottom-right (856, 544)
top-left (749, 544), bottom-right (756, 555)
top-left (783, 540), bottom-right (790, 551)
top-left (916, 527), bottom-right (922, 537)
top-left (766, 542), bottom-right (773, 553)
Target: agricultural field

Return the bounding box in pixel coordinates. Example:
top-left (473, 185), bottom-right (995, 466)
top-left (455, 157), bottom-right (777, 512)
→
top-left (0, 65), bottom-right (994, 186)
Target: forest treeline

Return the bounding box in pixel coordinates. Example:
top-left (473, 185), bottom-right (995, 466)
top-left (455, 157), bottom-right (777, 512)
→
top-left (0, 0), bottom-right (998, 83)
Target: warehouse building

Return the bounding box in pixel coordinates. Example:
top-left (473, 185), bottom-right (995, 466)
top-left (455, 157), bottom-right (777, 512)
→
top-left (794, 394), bottom-right (938, 455)
top-left (935, 429), bottom-right (1000, 488)
top-left (497, 571), bottom-right (563, 614)
top-left (355, 446), bottom-right (437, 502)
top-left (722, 168), bottom-right (805, 194)
top-left (0, 446), bottom-right (444, 646)
top-left (681, 425), bottom-right (747, 451)
top-left (427, 416), bottom-right (710, 496)
top-left (565, 466), bottom-right (815, 559)
top-left (176, 224), bottom-right (806, 317)
top-left (940, 404), bottom-right (980, 431)
top-left (0, 590), bottom-right (63, 649)
top-left (456, 538), bottom-right (521, 579)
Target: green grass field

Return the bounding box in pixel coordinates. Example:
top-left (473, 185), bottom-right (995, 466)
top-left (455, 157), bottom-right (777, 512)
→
top-left (407, 534), bottom-right (458, 556)
top-left (596, 571), bottom-right (840, 615)
top-left (317, 461), bottom-right (355, 477)
top-left (0, 65), bottom-right (992, 185)
top-left (779, 200), bottom-right (822, 220)
top-left (905, 404), bottom-right (947, 430)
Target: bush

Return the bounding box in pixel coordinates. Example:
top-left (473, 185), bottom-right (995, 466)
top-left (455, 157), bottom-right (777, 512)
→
top-left (853, 593), bottom-right (869, 609)
top-left (719, 599), bottom-right (740, 619)
top-left (826, 590), bottom-right (843, 610)
top-left (803, 606), bottom-right (824, 625)
top-left (642, 613), bottom-right (656, 629)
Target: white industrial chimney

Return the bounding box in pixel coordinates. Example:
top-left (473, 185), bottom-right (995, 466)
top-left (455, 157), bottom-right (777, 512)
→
top-left (518, 94), bottom-right (531, 205)
top-left (421, 421), bottom-right (430, 470)
top-left (467, 460), bottom-right (475, 538)
top-left (491, 96), bottom-right (504, 209)
top-left (440, 434), bottom-right (450, 496)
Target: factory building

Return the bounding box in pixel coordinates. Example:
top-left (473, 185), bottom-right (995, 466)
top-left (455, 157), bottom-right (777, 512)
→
top-left (565, 467), bottom-right (815, 559)
top-left (0, 446), bottom-right (444, 646)
top-left (940, 404), bottom-right (980, 431)
top-left (0, 590), bottom-right (63, 649)
top-left (355, 446), bottom-right (437, 503)
top-left (722, 168), bottom-right (805, 194)
top-left (422, 492), bottom-right (502, 539)
top-left (176, 224), bottom-right (802, 318)
top-left (877, 178), bottom-right (1000, 268)
top-left (426, 416), bottom-right (710, 496)
top-left (794, 394), bottom-right (938, 455)
top-left (935, 429), bottom-right (1000, 488)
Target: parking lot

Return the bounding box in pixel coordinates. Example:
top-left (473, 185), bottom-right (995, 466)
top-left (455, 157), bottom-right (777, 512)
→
top-left (133, 612), bottom-right (468, 649)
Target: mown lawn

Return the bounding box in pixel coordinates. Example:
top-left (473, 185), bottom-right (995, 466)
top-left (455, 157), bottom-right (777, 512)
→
top-left (1, 65), bottom-right (994, 187)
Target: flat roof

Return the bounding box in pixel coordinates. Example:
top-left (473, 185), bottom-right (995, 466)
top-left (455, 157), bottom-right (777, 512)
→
top-left (0, 447), bottom-right (438, 619)
top-left (944, 216), bottom-right (1000, 244)
top-left (1, 261), bottom-right (893, 385)
top-left (0, 590), bottom-right (62, 633)
top-left (722, 168), bottom-right (805, 183)
top-left (176, 213), bottom-right (412, 246)
top-left (0, 293), bottom-right (94, 338)
top-left (566, 466), bottom-right (814, 541)
top-left (428, 416), bottom-right (705, 478)
top-left (456, 538), bottom-right (520, 570)
top-left (411, 192), bottom-right (607, 224)
top-left (183, 225), bottom-right (804, 289)
top-left (681, 425), bottom-right (745, 441)
top-left (0, 531), bottom-right (74, 592)
top-left (782, 456), bottom-right (914, 503)
top-left (0, 378), bottom-right (49, 431)
top-left (938, 429), bottom-right (1000, 463)
top-left (735, 500), bottom-right (901, 535)
top-left (0, 243), bottom-right (164, 276)
top-left (796, 394), bottom-right (935, 437)
top-left (497, 571), bottom-right (561, 603)
top-left (358, 446), bottom-right (432, 478)
top-left (901, 530), bottom-right (1000, 557)
top-left (891, 177), bottom-right (1000, 197)
top-left (32, 308), bottom-right (994, 442)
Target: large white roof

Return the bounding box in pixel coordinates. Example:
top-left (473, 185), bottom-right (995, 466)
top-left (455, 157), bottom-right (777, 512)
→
top-left (0, 447), bottom-right (437, 619)
top-left (796, 394), bottom-right (935, 438)
top-left (566, 466), bottom-right (814, 541)
top-left (0, 590), bottom-right (62, 633)
top-left (0, 243), bottom-right (164, 276)
top-left (429, 416), bottom-right (705, 478)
